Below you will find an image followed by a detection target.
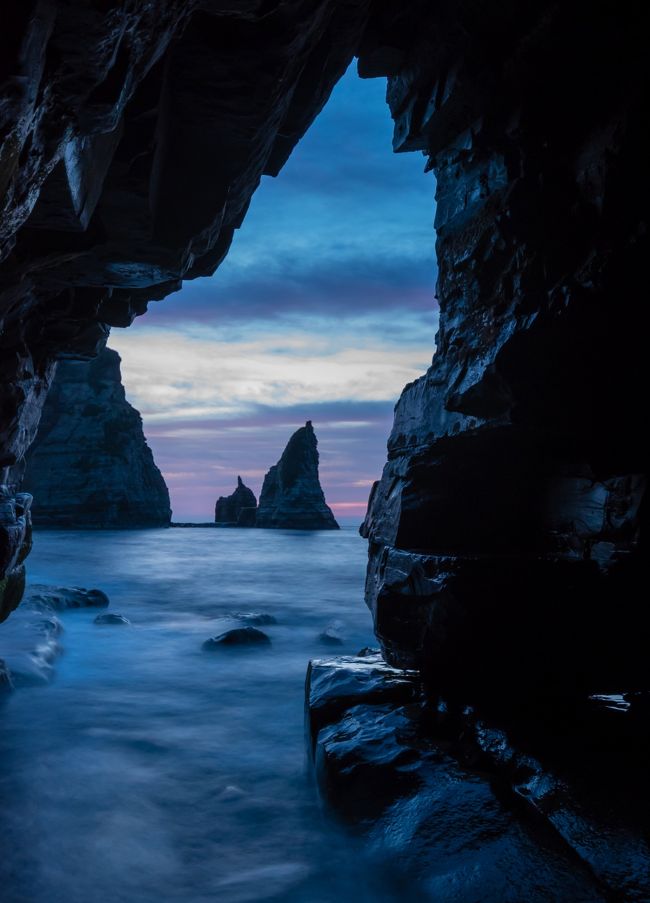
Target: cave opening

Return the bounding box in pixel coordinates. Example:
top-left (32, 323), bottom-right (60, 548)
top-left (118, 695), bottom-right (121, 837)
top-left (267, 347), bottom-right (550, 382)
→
top-left (108, 63), bottom-right (438, 525)
top-left (1, 3), bottom-right (648, 901)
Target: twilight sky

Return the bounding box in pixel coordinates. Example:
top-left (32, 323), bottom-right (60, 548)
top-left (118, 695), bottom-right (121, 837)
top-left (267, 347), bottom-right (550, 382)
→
top-left (109, 64), bottom-right (438, 523)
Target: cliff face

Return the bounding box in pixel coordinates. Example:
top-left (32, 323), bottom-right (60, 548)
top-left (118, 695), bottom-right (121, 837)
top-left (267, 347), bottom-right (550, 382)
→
top-left (22, 348), bottom-right (171, 528)
top-left (215, 476), bottom-right (257, 526)
top-left (257, 422), bottom-right (339, 530)
top-left (358, 2), bottom-right (648, 697)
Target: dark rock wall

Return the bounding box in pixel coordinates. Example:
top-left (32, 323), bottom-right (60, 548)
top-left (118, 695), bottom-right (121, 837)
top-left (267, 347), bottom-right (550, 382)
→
top-left (359, 2), bottom-right (648, 694)
top-left (0, 0), bottom-right (647, 694)
top-left (256, 421), bottom-right (339, 529)
top-left (21, 348), bottom-right (171, 528)
top-left (215, 476), bottom-right (257, 526)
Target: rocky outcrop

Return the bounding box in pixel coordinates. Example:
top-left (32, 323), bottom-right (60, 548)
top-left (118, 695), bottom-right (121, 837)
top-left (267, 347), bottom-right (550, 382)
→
top-left (214, 476), bottom-right (257, 526)
top-left (307, 655), bottom-right (650, 901)
top-left (21, 348), bottom-right (171, 528)
top-left (0, 491), bottom-right (32, 623)
top-left (256, 422), bottom-right (339, 530)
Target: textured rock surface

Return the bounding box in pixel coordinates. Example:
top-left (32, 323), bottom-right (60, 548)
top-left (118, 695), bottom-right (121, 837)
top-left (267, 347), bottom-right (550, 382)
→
top-left (359, 2), bottom-right (648, 695)
top-left (307, 656), bottom-right (649, 901)
top-left (22, 348), bottom-right (171, 528)
top-left (256, 422), bottom-right (339, 530)
top-left (0, 491), bottom-right (32, 623)
top-left (214, 476), bottom-right (257, 526)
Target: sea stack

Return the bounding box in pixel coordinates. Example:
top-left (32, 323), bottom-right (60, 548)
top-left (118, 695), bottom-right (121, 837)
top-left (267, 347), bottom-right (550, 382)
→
top-left (22, 348), bottom-right (171, 528)
top-left (256, 422), bottom-right (339, 530)
top-left (214, 476), bottom-right (257, 527)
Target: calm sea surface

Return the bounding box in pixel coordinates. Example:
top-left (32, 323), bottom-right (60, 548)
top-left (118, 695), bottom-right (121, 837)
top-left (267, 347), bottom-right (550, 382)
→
top-left (0, 527), bottom-right (419, 903)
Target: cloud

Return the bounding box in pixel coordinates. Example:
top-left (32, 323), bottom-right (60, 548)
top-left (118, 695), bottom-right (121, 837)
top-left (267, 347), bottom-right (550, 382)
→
top-left (108, 64), bottom-right (438, 521)
top-left (109, 320), bottom-right (434, 423)
top-left (146, 253), bottom-right (437, 325)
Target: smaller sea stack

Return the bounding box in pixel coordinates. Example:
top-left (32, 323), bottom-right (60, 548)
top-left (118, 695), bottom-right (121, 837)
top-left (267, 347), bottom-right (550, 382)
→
top-left (214, 476), bottom-right (257, 526)
top-left (256, 421), bottom-right (339, 530)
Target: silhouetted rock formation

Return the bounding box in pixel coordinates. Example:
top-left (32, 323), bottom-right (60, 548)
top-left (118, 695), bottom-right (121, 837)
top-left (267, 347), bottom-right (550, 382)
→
top-left (256, 422), bottom-right (339, 530)
top-left (22, 349), bottom-right (171, 528)
top-left (214, 476), bottom-right (257, 526)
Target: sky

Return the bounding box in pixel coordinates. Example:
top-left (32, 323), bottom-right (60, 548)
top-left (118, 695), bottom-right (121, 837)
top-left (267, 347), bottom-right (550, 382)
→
top-left (109, 63), bottom-right (438, 523)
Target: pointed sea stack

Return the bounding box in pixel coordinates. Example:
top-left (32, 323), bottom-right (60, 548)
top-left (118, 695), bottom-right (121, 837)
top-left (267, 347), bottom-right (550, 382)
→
top-left (214, 476), bottom-right (257, 527)
top-left (22, 349), bottom-right (171, 528)
top-left (256, 422), bottom-right (339, 530)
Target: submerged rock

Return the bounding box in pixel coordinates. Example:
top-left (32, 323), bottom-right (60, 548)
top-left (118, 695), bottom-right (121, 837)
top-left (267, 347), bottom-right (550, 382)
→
top-left (25, 585), bottom-right (109, 611)
top-left (256, 422), bottom-right (339, 530)
top-left (231, 612), bottom-right (277, 626)
top-left (0, 659), bottom-right (12, 692)
top-left (214, 476), bottom-right (257, 526)
top-left (0, 598), bottom-right (63, 686)
top-left (318, 621), bottom-right (345, 646)
top-left (22, 349), bottom-right (171, 529)
top-left (94, 613), bottom-right (130, 626)
top-left (203, 627), bottom-right (271, 650)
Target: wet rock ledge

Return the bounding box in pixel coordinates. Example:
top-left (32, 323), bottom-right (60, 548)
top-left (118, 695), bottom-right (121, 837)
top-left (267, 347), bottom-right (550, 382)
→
top-left (306, 654), bottom-right (650, 902)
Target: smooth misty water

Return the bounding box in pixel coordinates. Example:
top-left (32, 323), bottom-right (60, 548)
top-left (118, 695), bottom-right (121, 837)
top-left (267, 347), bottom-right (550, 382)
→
top-left (0, 527), bottom-right (415, 903)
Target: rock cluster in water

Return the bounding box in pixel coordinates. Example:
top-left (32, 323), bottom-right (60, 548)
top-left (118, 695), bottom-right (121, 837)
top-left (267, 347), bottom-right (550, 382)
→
top-left (214, 476), bottom-right (257, 527)
top-left (21, 349), bottom-right (171, 529)
top-left (214, 423), bottom-right (338, 530)
top-left (256, 422), bottom-right (339, 530)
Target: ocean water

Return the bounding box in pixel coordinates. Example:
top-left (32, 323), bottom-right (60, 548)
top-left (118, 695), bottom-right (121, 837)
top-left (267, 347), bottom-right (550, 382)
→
top-left (0, 527), bottom-right (414, 903)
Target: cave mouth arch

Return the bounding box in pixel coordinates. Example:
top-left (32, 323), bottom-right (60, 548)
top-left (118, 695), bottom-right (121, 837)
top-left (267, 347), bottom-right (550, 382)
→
top-left (0, 4), bottom-right (648, 901)
top-left (0, 0), bottom-right (647, 704)
top-left (107, 62), bottom-right (438, 526)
